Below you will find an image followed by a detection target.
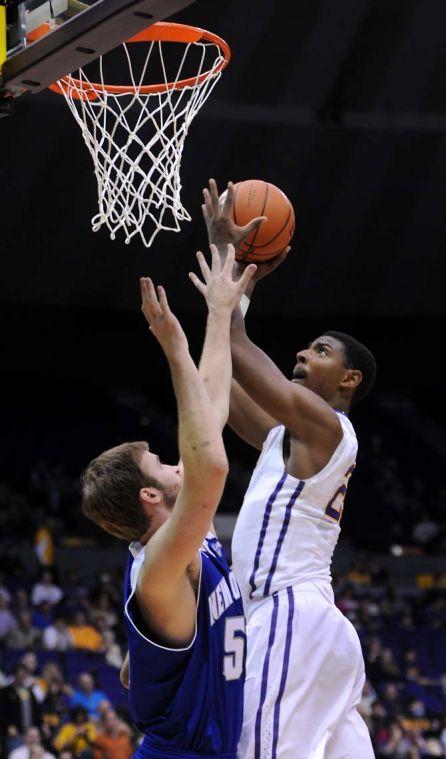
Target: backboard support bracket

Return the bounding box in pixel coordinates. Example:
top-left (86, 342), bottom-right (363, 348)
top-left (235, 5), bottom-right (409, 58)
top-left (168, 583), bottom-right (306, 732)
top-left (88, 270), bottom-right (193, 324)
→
top-left (1, 0), bottom-right (196, 95)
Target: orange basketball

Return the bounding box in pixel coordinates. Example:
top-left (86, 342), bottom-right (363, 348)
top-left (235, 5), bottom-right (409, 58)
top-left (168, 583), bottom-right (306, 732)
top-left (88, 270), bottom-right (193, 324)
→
top-left (230, 180), bottom-right (295, 262)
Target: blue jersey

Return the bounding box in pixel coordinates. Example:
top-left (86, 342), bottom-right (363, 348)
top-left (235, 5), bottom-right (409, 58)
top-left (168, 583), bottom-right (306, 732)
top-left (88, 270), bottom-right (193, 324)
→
top-left (124, 534), bottom-right (246, 759)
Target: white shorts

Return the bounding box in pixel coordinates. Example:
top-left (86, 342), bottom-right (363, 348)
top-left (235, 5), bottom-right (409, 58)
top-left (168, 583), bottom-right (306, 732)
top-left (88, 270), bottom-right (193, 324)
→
top-left (237, 585), bottom-right (375, 759)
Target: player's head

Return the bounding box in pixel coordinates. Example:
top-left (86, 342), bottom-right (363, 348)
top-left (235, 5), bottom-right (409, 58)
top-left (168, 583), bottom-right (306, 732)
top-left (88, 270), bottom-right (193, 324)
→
top-left (292, 331), bottom-right (376, 410)
top-left (81, 441), bottom-right (183, 542)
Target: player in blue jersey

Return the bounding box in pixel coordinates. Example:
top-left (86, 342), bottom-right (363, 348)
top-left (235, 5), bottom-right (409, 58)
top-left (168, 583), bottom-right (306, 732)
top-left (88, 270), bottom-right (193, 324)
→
top-left (81, 246), bottom-right (257, 759)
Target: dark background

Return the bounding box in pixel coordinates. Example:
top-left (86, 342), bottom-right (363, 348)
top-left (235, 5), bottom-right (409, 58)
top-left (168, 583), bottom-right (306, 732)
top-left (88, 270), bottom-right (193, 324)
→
top-left (1, 0), bottom-right (446, 547)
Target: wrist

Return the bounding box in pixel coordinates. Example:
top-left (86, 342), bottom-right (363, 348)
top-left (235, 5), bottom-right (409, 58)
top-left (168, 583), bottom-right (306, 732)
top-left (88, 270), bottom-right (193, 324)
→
top-left (207, 303), bottom-right (232, 322)
top-left (165, 343), bottom-right (189, 365)
top-left (240, 294), bottom-right (251, 317)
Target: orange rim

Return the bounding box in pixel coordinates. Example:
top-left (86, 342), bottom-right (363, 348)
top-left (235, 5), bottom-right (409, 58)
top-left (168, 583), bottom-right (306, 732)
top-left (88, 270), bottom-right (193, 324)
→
top-left (49, 21), bottom-right (230, 100)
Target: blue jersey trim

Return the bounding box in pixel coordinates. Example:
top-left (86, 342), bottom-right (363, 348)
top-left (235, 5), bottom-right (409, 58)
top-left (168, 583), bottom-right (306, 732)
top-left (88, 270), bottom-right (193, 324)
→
top-left (125, 550), bottom-right (203, 653)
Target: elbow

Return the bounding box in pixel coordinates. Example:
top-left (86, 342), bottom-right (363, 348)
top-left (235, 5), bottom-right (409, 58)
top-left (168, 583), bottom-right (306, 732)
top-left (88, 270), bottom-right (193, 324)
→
top-left (198, 451), bottom-right (229, 487)
top-left (208, 453), bottom-right (229, 480)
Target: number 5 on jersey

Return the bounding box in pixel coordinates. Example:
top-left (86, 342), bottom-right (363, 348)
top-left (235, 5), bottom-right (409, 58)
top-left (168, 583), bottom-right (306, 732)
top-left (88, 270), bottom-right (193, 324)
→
top-left (223, 616), bottom-right (245, 681)
top-left (325, 464), bottom-right (355, 523)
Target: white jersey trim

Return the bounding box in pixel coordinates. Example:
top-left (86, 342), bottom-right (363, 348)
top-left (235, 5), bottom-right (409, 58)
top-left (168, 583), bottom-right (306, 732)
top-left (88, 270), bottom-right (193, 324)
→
top-left (124, 544), bottom-right (203, 653)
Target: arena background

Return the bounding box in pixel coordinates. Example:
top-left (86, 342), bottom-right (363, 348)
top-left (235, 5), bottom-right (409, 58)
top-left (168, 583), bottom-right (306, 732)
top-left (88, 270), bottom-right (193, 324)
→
top-left (1, 0), bottom-right (446, 756)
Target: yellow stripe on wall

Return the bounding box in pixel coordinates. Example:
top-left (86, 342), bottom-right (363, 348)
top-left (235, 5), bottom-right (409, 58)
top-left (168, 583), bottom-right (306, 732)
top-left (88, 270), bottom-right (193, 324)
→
top-left (0, 6), bottom-right (6, 68)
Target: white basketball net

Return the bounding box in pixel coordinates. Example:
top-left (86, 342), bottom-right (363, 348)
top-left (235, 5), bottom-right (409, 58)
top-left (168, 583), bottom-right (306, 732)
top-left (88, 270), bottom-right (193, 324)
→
top-left (56, 38), bottom-right (225, 247)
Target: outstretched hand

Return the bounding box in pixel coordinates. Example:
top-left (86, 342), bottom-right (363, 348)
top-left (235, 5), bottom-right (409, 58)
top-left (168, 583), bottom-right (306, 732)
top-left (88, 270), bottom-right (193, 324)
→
top-left (140, 278), bottom-right (188, 358)
top-left (189, 244), bottom-right (257, 312)
top-left (203, 178), bottom-right (291, 287)
top-left (202, 178), bottom-right (266, 252)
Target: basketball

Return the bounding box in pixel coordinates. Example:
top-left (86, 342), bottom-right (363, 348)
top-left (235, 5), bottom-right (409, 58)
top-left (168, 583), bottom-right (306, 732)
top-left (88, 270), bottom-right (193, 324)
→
top-left (229, 180), bottom-right (295, 263)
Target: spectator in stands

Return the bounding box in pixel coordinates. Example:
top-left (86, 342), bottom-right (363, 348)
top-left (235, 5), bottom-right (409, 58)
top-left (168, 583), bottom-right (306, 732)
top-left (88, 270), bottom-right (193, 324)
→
top-left (89, 593), bottom-right (118, 630)
top-left (381, 683), bottom-right (404, 718)
top-left (346, 559), bottom-right (371, 587)
top-left (376, 647), bottom-right (401, 682)
top-left (53, 706), bottom-right (97, 757)
top-left (0, 664), bottom-right (41, 739)
top-left (19, 652), bottom-right (45, 703)
top-left (61, 571), bottom-right (88, 608)
top-left (92, 709), bottom-right (133, 759)
top-left (31, 570), bottom-right (63, 607)
top-left (43, 617), bottom-right (73, 651)
top-left (0, 595), bottom-right (17, 643)
top-left (380, 722), bottom-right (420, 757)
top-left (40, 662), bottom-right (72, 699)
top-left (69, 673), bottom-right (108, 720)
top-left (12, 589), bottom-right (31, 616)
top-left (32, 601), bottom-right (54, 630)
top-left (68, 611), bottom-right (103, 652)
top-left (93, 617), bottom-right (123, 669)
top-left (7, 726), bottom-right (56, 759)
top-left (41, 679), bottom-right (71, 744)
top-left (8, 611), bottom-right (42, 649)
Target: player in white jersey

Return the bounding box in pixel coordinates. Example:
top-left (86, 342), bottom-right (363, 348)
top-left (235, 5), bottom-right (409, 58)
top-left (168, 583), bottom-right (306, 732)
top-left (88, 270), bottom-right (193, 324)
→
top-left (193, 179), bottom-right (377, 759)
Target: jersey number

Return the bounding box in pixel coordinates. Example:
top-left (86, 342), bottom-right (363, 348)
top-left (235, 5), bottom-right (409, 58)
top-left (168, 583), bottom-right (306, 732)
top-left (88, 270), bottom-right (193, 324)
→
top-left (223, 616), bottom-right (245, 681)
top-left (324, 465), bottom-right (355, 523)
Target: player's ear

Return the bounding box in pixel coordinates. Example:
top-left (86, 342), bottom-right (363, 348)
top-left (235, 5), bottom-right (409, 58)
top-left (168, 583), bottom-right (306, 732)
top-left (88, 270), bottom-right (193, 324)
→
top-left (139, 487), bottom-right (163, 510)
top-left (340, 369), bottom-right (362, 394)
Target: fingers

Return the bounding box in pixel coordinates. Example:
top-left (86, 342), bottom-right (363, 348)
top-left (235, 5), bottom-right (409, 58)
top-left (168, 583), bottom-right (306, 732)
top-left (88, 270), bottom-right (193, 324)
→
top-left (241, 216), bottom-right (267, 237)
top-left (208, 178), bottom-right (221, 215)
top-left (238, 263), bottom-right (257, 292)
top-left (210, 243), bottom-right (222, 274)
top-left (222, 181), bottom-right (235, 216)
top-left (201, 203), bottom-right (210, 223)
top-left (196, 250), bottom-right (212, 283)
top-left (188, 271), bottom-right (207, 296)
top-left (157, 285), bottom-right (171, 316)
top-left (202, 188), bottom-right (213, 219)
top-left (140, 277), bottom-right (161, 315)
top-left (222, 243), bottom-right (235, 274)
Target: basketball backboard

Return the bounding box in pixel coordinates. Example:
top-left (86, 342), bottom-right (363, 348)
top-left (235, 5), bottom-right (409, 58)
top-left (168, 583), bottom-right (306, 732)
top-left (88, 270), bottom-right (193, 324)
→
top-left (0, 0), bottom-right (196, 100)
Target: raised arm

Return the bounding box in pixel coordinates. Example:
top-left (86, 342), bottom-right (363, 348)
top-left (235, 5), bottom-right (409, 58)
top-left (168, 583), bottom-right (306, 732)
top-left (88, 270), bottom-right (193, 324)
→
top-left (200, 178), bottom-right (289, 449)
top-left (228, 378), bottom-right (277, 450)
top-left (190, 244), bottom-right (257, 432)
top-left (230, 306), bottom-right (341, 452)
top-left (201, 178), bottom-right (341, 453)
top-left (137, 279), bottom-right (228, 586)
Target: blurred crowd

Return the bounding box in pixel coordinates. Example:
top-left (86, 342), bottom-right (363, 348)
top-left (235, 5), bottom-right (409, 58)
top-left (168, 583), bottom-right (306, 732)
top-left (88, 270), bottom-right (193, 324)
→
top-left (336, 563), bottom-right (446, 758)
top-left (0, 557), bottom-right (446, 756)
top-left (0, 564), bottom-right (136, 757)
top-left (0, 441), bottom-right (445, 758)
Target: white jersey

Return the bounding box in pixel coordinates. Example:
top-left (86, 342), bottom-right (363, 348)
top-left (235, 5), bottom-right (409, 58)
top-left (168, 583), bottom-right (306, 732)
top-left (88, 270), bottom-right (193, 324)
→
top-left (232, 412), bottom-right (357, 612)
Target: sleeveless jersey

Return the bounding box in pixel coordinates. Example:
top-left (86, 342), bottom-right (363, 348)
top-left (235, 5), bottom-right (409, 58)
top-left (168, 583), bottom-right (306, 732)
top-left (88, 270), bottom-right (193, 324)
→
top-left (123, 534), bottom-right (246, 758)
top-left (231, 413), bottom-right (357, 612)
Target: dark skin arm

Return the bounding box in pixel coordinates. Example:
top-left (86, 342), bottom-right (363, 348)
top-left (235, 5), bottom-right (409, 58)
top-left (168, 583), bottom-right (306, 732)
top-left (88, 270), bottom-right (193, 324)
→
top-left (230, 306), bottom-right (342, 478)
top-left (228, 379), bottom-right (277, 450)
top-left (201, 179), bottom-right (290, 450)
top-left (200, 178), bottom-right (343, 478)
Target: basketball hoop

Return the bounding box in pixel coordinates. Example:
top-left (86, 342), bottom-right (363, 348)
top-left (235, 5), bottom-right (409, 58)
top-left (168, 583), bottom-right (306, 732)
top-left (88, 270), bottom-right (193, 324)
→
top-left (49, 22), bottom-right (230, 247)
